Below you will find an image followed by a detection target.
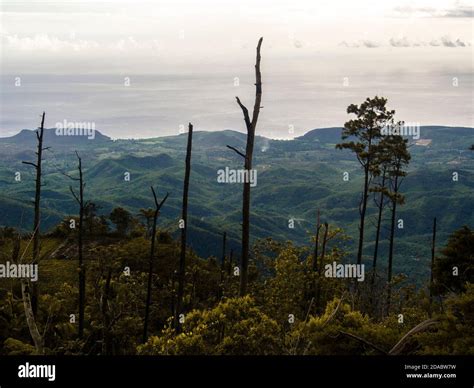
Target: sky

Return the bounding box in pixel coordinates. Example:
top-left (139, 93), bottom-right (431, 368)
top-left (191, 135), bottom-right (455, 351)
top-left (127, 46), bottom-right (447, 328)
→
top-left (0, 0), bottom-right (472, 138)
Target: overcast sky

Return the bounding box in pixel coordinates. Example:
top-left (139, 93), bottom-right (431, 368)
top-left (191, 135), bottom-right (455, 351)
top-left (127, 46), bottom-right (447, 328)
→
top-left (0, 0), bottom-right (472, 138)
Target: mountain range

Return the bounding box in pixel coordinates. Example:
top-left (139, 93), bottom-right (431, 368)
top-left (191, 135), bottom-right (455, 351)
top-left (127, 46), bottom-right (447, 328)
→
top-left (0, 125), bottom-right (473, 285)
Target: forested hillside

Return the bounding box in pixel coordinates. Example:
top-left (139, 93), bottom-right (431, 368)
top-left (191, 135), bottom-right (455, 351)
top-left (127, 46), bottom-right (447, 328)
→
top-left (1, 125), bottom-right (473, 285)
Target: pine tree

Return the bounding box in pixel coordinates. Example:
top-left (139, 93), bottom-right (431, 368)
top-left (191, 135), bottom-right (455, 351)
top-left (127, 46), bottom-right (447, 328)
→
top-left (336, 97), bottom-right (395, 265)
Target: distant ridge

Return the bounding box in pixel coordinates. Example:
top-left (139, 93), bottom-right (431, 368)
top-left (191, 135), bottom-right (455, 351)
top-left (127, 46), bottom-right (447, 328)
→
top-left (1, 126), bottom-right (472, 145)
top-left (0, 128), bottom-right (111, 147)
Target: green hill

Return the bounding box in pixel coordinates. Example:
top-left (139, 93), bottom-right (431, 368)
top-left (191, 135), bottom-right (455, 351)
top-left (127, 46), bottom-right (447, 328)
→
top-left (0, 126), bottom-right (473, 285)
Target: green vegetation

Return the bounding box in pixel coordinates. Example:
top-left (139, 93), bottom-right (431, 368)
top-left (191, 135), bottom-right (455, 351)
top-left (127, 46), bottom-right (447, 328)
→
top-left (0, 225), bottom-right (472, 355)
top-left (1, 125), bottom-right (473, 285)
top-left (0, 96), bottom-right (472, 355)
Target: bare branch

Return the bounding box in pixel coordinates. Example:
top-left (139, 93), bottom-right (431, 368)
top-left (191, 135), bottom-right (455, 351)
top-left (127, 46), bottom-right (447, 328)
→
top-left (22, 161), bottom-right (38, 168)
top-left (157, 192), bottom-right (169, 211)
top-left (150, 186), bottom-right (159, 207)
top-left (226, 145), bottom-right (246, 158)
top-left (69, 185), bottom-right (80, 205)
top-left (235, 97), bottom-right (251, 131)
top-left (150, 186), bottom-right (169, 211)
top-left (389, 319), bottom-right (438, 355)
top-left (339, 330), bottom-right (388, 355)
top-left (250, 37), bottom-right (263, 129)
top-left (62, 171), bottom-right (80, 181)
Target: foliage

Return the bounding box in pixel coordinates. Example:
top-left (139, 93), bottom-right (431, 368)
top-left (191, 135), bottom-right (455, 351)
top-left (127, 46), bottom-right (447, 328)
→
top-left (138, 296), bottom-right (282, 355)
top-left (433, 226), bottom-right (474, 295)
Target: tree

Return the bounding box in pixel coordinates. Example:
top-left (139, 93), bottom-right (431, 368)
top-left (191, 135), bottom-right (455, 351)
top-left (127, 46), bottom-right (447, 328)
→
top-left (384, 134), bottom-right (411, 314)
top-left (312, 210), bottom-right (322, 273)
top-left (227, 37), bottom-right (263, 296)
top-left (20, 112), bottom-right (47, 353)
top-left (68, 151), bottom-right (87, 339)
top-left (429, 217), bottom-right (437, 317)
top-left (315, 223), bottom-right (329, 313)
top-left (265, 243), bottom-right (307, 321)
top-left (11, 235), bottom-right (44, 354)
top-left (143, 187), bottom-right (169, 343)
top-left (336, 97), bottom-right (395, 265)
top-left (418, 283), bottom-right (474, 355)
top-left (218, 231), bottom-right (227, 299)
top-left (22, 111), bottom-right (48, 315)
top-left (176, 123), bottom-right (193, 328)
top-left (369, 143), bottom-right (390, 289)
top-left (110, 207), bottom-right (132, 236)
top-left (433, 226), bottom-right (474, 296)
top-left (139, 296), bottom-right (282, 355)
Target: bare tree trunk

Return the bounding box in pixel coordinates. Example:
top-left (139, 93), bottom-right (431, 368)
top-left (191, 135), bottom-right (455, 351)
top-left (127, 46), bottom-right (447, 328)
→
top-left (312, 210), bottom-right (321, 272)
top-left (143, 188), bottom-right (168, 343)
top-left (227, 249), bottom-right (234, 277)
top-left (316, 222), bottom-right (329, 313)
top-left (311, 210), bottom-right (322, 304)
top-left (22, 112), bottom-right (46, 316)
top-left (176, 123), bottom-right (193, 327)
top-left (370, 171), bottom-right (387, 311)
top-left (372, 172), bottom-right (386, 279)
top-left (429, 217), bottom-right (437, 318)
top-left (69, 152), bottom-right (86, 339)
top-left (218, 232), bottom-right (227, 299)
top-left (21, 280), bottom-right (44, 354)
top-left (357, 157), bottom-right (371, 266)
top-left (12, 236), bottom-right (44, 354)
top-left (227, 37), bottom-right (263, 296)
top-left (101, 268), bottom-right (112, 355)
top-left (386, 175), bottom-right (399, 316)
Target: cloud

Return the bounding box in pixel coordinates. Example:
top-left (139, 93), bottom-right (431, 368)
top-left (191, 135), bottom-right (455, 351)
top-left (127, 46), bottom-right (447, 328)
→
top-left (429, 36), bottom-right (469, 47)
top-left (1, 34), bottom-right (100, 52)
top-left (440, 36), bottom-right (468, 47)
top-left (393, 4), bottom-right (473, 18)
top-left (338, 40), bottom-right (380, 48)
top-left (1, 33), bottom-right (163, 53)
top-left (440, 6), bottom-right (473, 18)
top-left (362, 40), bottom-right (380, 48)
top-left (293, 39), bottom-right (303, 49)
top-left (389, 37), bottom-right (411, 47)
top-left (342, 36), bottom-right (471, 48)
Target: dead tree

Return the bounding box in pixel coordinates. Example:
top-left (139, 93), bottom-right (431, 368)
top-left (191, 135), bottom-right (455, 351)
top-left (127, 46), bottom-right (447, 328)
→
top-left (69, 151), bottom-right (86, 339)
top-left (175, 123), bottom-right (193, 327)
top-left (13, 235), bottom-right (44, 354)
top-left (227, 249), bottom-right (234, 277)
top-left (22, 111), bottom-right (47, 315)
top-left (101, 268), bottom-right (112, 355)
top-left (312, 210), bottom-right (321, 272)
top-left (218, 232), bottom-right (227, 299)
top-left (226, 37), bottom-right (263, 296)
top-left (315, 222), bottom-right (329, 313)
top-left (143, 187), bottom-right (169, 343)
top-left (310, 210), bottom-right (322, 305)
top-left (429, 217), bottom-right (437, 318)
